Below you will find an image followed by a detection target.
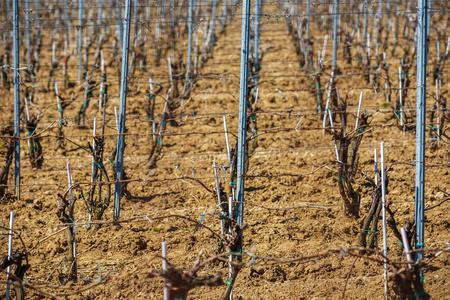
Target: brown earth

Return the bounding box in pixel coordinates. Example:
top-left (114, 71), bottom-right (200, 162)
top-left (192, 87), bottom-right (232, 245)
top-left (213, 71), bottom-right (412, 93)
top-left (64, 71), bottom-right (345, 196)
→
top-left (0, 2), bottom-right (450, 300)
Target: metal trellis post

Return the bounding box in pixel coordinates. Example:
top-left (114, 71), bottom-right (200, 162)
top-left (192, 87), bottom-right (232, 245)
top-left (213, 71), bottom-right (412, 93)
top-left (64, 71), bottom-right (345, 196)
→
top-left (35, 0), bottom-right (39, 25)
top-left (117, 0), bottom-right (123, 47)
top-left (134, 0), bottom-right (138, 38)
top-left (363, 0), bottom-right (368, 64)
top-left (235, 0), bottom-right (251, 227)
top-left (414, 0), bottom-right (428, 263)
top-left (427, 0), bottom-right (431, 37)
top-left (181, 0), bottom-right (194, 122)
top-left (332, 0), bottom-right (339, 76)
top-left (377, 0), bottom-right (383, 38)
top-left (307, 0), bottom-right (310, 40)
top-left (253, 0), bottom-right (260, 90)
top-left (98, 0), bottom-right (104, 26)
top-left (187, 0), bottom-right (193, 78)
top-left (6, 0), bottom-right (10, 20)
top-left (26, 0), bottom-right (31, 64)
top-left (222, 0), bottom-right (227, 30)
top-left (78, 0), bottom-right (84, 81)
top-left (114, 0), bottom-right (133, 220)
top-left (13, 0), bottom-right (20, 199)
top-left (211, 0), bottom-right (218, 46)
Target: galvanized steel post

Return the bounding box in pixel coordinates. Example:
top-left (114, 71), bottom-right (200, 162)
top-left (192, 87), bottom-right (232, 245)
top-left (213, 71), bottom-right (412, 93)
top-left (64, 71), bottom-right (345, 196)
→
top-left (211, 0), bottom-right (218, 45)
top-left (427, 0), bottom-right (431, 37)
top-left (307, 0), bottom-right (310, 40)
top-left (78, 0), bottom-right (84, 81)
top-left (114, 0), bottom-right (133, 220)
top-left (415, 0), bottom-right (428, 263)
top-left (332, 0), bottom-right (339, 76)
top-left (117, 0), bottom-right (123, 47)
top-left (13, 0), bottom-right (20, 199)
top-left (363, 0), bottom-right (368, 63)
top-left (253, 0), bottom-right (260, 90)
top-left (181, 0), bottom-right (194, 122)
top-left (235, 0), bottom-right (251, 226)
top-left (35, 0), bottom-right (39, 25)
top-left (26, 0), bottom-right (31, 64)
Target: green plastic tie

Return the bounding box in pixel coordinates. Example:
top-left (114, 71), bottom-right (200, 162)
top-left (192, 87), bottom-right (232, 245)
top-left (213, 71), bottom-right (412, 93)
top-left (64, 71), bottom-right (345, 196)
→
top-left (229, 250), bottom-right (243, 254)
top-left (160, 121), bottom-right (166, 125)
top-left (249, 116), bottom-right (258, 119)
top-left (229, 182), bottom-right (237, 185)
top-left (29, 147), bottom-right (35, 152)
top-left (93, 162), bottom-right (104, 167)
top-left (82, 102), bottom-right (87, 105)
top-left (406, 291), bottom-right (428, 298)
top-left (200, 213), bottom-right (207, 225)
top-left (101, 90), bottom-right (106, 93)
top-left (420, 275), bottom-right (426, 286)
top-left (226, 278), bottom-right (233, 287)
top-left (429, 125), bottom-right (442, 130)
top-left (337, 177), bottom-right (344, 180)
top-left (57, 108), bottom-right (63, 111)
top-left (358, 129), bottom-right (364, 133)
top-left (361, 229), bottom-right (378, 233)
top-left (148, 117), bottom-right (153, 120)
